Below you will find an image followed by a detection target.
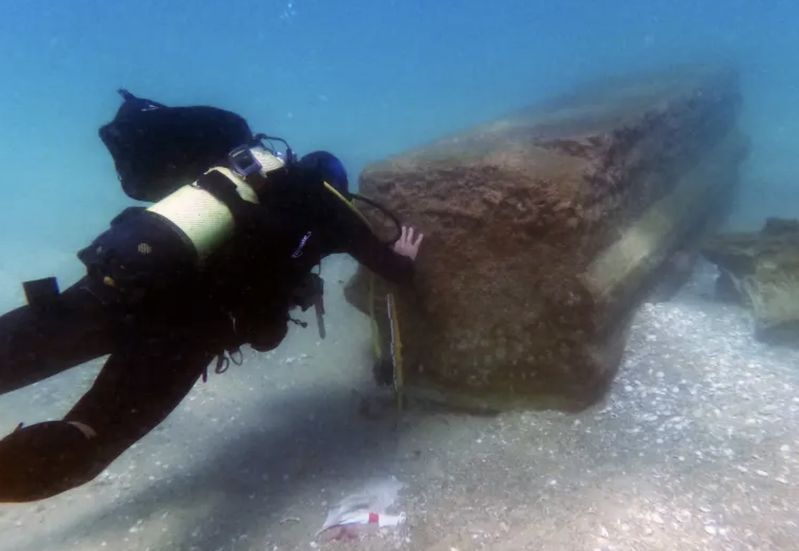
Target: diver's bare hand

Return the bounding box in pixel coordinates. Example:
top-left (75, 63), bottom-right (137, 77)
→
top-left (393, 226), bottom-right (424, 260)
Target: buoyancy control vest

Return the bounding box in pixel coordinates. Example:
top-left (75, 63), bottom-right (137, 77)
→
top-left (78, 146), bottom-right (288, 305)
top-left (100, 89), bottom-right (255, 202)
top-left (79, 89), bottom-right (297, 305)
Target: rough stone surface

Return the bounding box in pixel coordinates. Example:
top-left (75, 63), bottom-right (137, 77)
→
top-left (702, 218), bottom-right (799, 344)
top-left (347, 65), bottom-right (747, 409)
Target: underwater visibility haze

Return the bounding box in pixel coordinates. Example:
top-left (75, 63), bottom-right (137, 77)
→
top-left (0, 1), bottom-right (799, 550)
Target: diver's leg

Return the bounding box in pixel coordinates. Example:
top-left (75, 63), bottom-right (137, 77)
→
top-left (0, 336), bottom-right (213, 502)
top-left (0, 279), bottom-right (115, 395)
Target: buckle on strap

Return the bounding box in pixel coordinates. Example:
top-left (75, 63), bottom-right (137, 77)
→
top-left (228, 145), bottom-right (262, 178)
top-left (228, 144), bottom-right (287, 181)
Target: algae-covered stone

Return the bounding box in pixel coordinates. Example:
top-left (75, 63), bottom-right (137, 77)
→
top-left (347, 65), bottom-right (747, 410)
top-left (702, 218), bottom-right (799, 344)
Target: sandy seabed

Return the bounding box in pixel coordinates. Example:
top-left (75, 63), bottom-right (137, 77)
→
top-left (0, 256), bottom-right (797, 551)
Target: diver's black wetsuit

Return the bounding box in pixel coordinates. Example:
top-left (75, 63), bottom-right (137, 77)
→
top-left (0, 166), bottom-right (413, 502)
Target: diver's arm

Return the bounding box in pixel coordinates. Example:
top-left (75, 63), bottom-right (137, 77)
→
top-left (323, 188), bottom-right (418, 285)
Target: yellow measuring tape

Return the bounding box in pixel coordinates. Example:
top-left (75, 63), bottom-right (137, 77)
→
top-left (323, 182), bottom-right (404, 408)
top-left (386, 292), bottom-right (404, 409)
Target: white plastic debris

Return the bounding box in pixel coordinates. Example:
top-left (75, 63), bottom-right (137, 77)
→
top-left (317, 477), bottom-right (406, 538)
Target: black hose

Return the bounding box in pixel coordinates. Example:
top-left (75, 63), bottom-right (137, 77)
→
top-left (349, 193), bottom-right (403, 244)
top-left (252, 133), bottom-right (296, 164)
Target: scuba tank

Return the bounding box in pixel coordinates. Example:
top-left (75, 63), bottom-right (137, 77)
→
top-left (77, 89), bottom-right (299, 304)
top-left (78, 141), bottom-right (290, 305)
top-left (147, 145), bottom-right (285, 260)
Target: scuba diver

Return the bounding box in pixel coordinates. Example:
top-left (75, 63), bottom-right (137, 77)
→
top-left (0, 90), bottom-right (423, 502)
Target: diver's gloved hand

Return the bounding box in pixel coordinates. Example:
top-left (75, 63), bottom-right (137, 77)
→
top-left (0, 421), bottom-right (97, 502)
top-left (392, 226), bottom-right (424, 261)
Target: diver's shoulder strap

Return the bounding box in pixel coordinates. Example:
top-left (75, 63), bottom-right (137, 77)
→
top-left (193, 170), bottom-right (265, 232)
top-left (196, 170), bottom-right (254, 207)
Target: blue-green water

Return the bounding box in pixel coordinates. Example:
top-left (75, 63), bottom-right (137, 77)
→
top-left (1, 3), bottom-right (799, 549)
